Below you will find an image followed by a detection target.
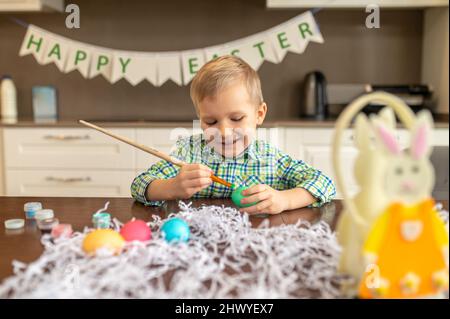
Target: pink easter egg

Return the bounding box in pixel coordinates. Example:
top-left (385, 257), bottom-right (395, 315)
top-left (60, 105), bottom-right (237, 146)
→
top-left (120, 219), bottom-right (152, 242)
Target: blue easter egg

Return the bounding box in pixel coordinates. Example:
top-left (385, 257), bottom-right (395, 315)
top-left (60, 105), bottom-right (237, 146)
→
top-left (161, 218), bottom-right (190, 243)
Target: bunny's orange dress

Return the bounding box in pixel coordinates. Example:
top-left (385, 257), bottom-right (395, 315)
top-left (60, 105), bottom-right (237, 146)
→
top-left (358, 199), bottom-right (449, 298)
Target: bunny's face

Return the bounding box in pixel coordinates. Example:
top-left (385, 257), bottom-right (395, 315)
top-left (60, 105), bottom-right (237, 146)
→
top-left (384, 155), bottom-right (434, 204)
top-left (374, 110), bottom-right (435, 205)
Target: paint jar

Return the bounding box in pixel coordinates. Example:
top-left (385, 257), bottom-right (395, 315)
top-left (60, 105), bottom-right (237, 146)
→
top-left (37, 218), bottom-right (59, 234)
top-left (24, 202), bottom-right (43, 219)
top-left (35, 209), bottom-right (54, 221)
top-left (51, 224), bottom-right (73, 239)
top-left (92, 212), bottom-right (111, 229)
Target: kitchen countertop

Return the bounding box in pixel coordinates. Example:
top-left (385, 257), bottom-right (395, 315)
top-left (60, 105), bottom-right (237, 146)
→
top-left (0, 113), bottom-right (448, 129)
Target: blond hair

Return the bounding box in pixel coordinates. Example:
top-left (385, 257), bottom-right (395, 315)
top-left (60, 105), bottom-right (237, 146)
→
top-left (190, 55), bottom-right (263, 109)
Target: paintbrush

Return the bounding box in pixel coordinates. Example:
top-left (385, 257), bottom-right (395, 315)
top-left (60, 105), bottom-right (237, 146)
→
top-left (79, 120), bottom-right (233, 188)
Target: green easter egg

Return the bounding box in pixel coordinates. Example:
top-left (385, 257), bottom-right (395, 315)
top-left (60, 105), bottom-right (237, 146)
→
top-left (231, 186), bottom-right (258, 208)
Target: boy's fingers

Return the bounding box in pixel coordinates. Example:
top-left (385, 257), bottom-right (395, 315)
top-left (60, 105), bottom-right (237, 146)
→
top-left (240, 190), bottom-right (270, 204)
top-left (242, 184), bottom-right (266, 196)
top-left (240, 199), bottom-right (271, 215)
top-left (185, 177), bottom-right (212, 188)
top-left (188, 184), bottom-right (209, 195)
top-left (185, 169), bottom-right (213, 179)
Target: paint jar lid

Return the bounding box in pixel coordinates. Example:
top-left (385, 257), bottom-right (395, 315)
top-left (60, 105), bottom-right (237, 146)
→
top-left (5, 219), bottom-right (25, 229)
top-left (35, 209), bottom-right (54, 220)
top-left (24, 202), bottom-right (43, 212)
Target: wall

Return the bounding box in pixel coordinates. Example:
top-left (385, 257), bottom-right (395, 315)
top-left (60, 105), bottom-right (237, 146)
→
top-left (0, 0), bottom-right (424, 121)
top-left (422, 7), bottom-right (449, 114)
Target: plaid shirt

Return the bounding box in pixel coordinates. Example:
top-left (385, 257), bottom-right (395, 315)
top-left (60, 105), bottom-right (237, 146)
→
top-left (131, 134), bottom-right (335, 208)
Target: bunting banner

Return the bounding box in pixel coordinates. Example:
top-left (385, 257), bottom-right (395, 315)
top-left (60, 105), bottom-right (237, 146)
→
top-left (19, 11), bottom-right (324, 86)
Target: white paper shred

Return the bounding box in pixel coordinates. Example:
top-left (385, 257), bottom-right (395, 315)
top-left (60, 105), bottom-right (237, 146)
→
top-left (0, 201), bottom-right (344, 299)
top-left (1, 202), bottom-right (446, 299)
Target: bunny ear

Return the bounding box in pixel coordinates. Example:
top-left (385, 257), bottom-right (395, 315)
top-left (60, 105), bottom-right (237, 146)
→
top-left (378, 107), bottom-right (396, 129)
top-left (354, 113), bottom-right (371, 149)
top-left (410, 110), bottom-right (433, 159)
top-left (372, 118), bottom-right (401, 155)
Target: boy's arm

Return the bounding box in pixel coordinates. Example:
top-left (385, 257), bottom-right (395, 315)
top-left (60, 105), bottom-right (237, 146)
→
top-left (131, 160), bottom-right (179, 206)
top-left (279, 154), bottom-right (336, 208)
top-left (280, 187), bottom-right (317, 210)
top-left (131, 135), bottom-right (210, 206)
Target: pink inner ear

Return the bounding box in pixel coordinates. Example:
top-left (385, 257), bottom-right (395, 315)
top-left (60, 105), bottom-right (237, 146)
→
top-left (378, 125), bottom-right (400, 155)
top-left (412, 125), bottom-right (427, 159)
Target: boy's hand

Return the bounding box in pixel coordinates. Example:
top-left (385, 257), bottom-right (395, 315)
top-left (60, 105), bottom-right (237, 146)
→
top-left (172, 164), bottom-right (213, 199)
top-left (239, 184), bottom-right (289, 215)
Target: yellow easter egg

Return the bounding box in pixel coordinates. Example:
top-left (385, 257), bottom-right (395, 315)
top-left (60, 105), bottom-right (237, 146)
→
top-left (82, 229), bottom-right (125, 256)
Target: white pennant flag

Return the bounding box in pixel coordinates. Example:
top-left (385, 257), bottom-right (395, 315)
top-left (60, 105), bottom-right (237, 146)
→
top-left (64, 42), bottom-right (93, 78)
top-left (181, 49), bottom-right (206, 85)
top-left (111, 51), bottom-right (157, 86)
top-left (289, 11), bottom-right (324, 52)
top-left (19, 25), bottom-right (48, 64)
top-left (204, 44), bottom-right (227, 62)
top-left (156, 52), bottom-right (182, 86)
top-left (89, 48), bottom-right (114, 81)
top-left (225, 33), bottom-right (279, 70)
top-left (268, 11), bottom-right (323, 62)
top-left (41, 34), bottom-right (70, 72)
top-left (204, 34), bottom-right (279, 70)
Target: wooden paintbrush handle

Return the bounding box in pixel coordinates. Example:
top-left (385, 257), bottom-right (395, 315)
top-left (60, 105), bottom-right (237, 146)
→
top-left (79, 120), bottom-right (185, 167)
top-left (79, 120), bottom-right (231, 188)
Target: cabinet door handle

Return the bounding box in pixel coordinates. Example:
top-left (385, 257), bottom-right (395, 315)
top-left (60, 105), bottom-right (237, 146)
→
top-left (43, 134), bottom-right (91, 141)
top-left (45, 177), bottom-right (92, 183)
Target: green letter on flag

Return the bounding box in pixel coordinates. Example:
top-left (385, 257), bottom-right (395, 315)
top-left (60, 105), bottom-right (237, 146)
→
top-left (97, 55), bottom-right (109, 71)
top-left (74, 50), bottom-right (87, 66)
top-left (277, 32), bottom-right (290, 49)
top-left (298, 22), bottom-right (313, 39)
top-left (119, 57), bottom-right (131, 74)
top-left (26, 34), bottom-right (43, 53)
top-left (253, 42), bottom-right (265, 58)
top-left (47, 44), bottom-right (61, 60)
top-left (188, 57), bottom-right (199, 75)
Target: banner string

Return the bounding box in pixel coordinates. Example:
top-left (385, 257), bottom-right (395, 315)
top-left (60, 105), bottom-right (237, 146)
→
top-left (7, 8), bottom-right (324, 30)
top-left (7, 16), bottom-right (29, 28)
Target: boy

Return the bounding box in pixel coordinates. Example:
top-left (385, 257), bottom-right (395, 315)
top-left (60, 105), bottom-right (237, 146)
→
top-left (131, 55), bottom-right (335, 214)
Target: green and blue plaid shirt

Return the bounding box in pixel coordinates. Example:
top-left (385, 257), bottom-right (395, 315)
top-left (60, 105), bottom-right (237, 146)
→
top-left (131, 134), bottom-right (335, 207)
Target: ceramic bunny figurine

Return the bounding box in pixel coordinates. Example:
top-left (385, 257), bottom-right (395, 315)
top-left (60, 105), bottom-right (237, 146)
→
top-left (333, 91), bottom-right (448, 298)
top-left (357, 110), bottom-right (449, 298)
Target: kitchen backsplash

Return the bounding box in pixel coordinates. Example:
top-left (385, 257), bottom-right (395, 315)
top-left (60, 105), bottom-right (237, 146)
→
top-left (0, 0), bottom-right (424, 121)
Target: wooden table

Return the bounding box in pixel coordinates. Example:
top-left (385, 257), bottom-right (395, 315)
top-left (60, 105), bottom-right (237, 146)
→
top-left (0, 197), bottom-right (447, 284)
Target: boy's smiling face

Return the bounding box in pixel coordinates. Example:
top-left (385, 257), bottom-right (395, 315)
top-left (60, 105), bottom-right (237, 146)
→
top-left (197, 81), bottom-right (267, 158)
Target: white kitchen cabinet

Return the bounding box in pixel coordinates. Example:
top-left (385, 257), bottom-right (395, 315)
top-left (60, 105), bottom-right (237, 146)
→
top-left (3, 128), bottom-right (136, 170)
top-left (2, 127), bottom-right (136, 197)
top-left (257, 127), bottom-right (286, 152)
top-left (266, 0), bottom-right (449, 8)
top-left (136, 127), bottom-right (200, 170)
top-left (285, 128), bottom-right (359, 198)
top-left (5, 169), bottom-right (135, 197)
top-left (0, 0), bottom-right (64, 11)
